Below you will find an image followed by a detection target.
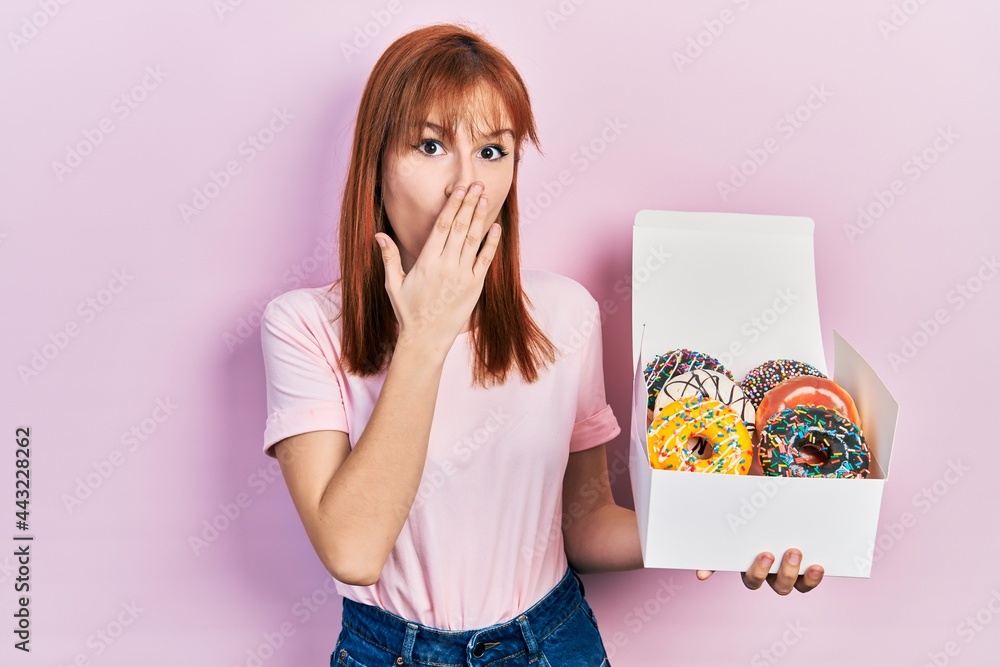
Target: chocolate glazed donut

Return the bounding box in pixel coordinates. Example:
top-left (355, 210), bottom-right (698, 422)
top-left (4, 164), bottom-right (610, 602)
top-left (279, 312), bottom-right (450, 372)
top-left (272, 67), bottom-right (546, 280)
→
top-left (758, 405), bottom-right (871, 478)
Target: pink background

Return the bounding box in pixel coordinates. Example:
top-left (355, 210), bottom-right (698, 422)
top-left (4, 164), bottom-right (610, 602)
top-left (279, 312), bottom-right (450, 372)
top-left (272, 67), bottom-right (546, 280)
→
top-left (3, 1), bottom-right (998, 665)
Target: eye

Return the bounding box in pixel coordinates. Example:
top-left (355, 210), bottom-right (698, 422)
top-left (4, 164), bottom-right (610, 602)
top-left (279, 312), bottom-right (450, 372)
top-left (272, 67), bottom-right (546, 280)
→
top-left (415, 139), bottom-right (443, 155)
top-left (479, 145), bottom-right (509, 161)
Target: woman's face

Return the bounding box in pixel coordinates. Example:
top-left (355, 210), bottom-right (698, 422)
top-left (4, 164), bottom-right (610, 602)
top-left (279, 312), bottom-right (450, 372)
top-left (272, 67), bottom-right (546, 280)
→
top-left (380, 92), bottom-right (515, 274)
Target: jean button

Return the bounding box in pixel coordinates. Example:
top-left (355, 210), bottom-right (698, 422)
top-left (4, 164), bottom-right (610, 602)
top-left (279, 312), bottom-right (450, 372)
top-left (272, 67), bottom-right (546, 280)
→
top-left (472, 642), bottom-right (485, 657)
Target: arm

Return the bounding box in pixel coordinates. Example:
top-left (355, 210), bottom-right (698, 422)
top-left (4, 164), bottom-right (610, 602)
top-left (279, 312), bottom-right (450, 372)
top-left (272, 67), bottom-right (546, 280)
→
top-left (274, 335), bottom-right (447, 587)
top-left (270, 181), bottom-right (500, 587)
top-left (561, 444), bottom-right (644, 574)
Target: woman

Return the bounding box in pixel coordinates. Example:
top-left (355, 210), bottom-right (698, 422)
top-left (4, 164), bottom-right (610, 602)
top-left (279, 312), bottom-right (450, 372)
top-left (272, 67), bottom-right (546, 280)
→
top-left (260, 22), bottom-right (824, 667)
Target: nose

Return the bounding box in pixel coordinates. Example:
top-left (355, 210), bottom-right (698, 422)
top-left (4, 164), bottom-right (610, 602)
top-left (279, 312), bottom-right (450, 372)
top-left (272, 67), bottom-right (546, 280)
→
top-left (445, 154), bottom-right (482, 199)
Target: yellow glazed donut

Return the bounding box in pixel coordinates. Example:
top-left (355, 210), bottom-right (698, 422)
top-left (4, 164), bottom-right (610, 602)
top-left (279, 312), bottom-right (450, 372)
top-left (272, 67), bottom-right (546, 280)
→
top-left (648, 395), bottom-right (752, 474)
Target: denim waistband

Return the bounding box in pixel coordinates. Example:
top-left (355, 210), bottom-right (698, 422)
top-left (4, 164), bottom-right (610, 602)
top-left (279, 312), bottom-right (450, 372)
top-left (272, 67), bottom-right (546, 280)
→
top-left (340, 566), bottom-right (587, 665)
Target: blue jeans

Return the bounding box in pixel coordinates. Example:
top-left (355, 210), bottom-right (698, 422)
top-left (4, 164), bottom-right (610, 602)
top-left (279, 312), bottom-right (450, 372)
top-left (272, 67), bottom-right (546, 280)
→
top-left (331, 566), bottom-right (610, 667)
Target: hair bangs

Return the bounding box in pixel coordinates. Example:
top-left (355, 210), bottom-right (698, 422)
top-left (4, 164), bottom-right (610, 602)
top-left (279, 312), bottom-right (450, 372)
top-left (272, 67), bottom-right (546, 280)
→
top-left (385, 52), bottom-right (538, 161)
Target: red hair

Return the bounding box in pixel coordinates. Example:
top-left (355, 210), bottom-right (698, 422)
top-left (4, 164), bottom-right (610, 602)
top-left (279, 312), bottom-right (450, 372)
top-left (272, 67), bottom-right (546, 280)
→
top-left (329, 22), bottom-right (557, 387)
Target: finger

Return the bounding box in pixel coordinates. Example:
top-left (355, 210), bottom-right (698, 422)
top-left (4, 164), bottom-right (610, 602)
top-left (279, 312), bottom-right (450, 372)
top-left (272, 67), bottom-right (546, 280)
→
top-left (470, 222), bottom-right (501, 281)
top-left (695, 570), bottom-right (714, 581)
top-left (374, 233), bottom-right (404, 294)
top-left (741, 553), bottom-right (774, 590)
top-left (459, 190), bottom-right (492, 268)
top-left (767, 549), bottom-right (802, 596)
top-left (794, 565), bottom-right (825, 594)
top-left (442, 182), bottom-right (484, 261)
top-left (422, 185), bottom-right (469, 259)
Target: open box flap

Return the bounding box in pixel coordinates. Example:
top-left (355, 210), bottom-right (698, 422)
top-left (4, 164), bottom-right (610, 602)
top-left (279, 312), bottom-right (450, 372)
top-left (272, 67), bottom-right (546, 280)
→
top-left (833, 329), bottom-right (900, 478)
top-left (628, 323), bottom-right (652, 559)
top-left (631, 210), bottom-right (825, 380)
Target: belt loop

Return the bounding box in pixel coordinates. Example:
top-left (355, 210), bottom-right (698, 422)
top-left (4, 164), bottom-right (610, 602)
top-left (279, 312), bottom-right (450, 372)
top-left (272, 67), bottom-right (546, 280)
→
top-left (401, 623), bottom-right (418, 665)
top-left (570, 566), bottom-right (586, 597)
top-left (515, 614), bottom-right (539, 662)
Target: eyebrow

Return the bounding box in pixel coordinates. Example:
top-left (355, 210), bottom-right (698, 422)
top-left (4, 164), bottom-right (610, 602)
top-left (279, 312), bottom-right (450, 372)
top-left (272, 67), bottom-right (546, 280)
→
top-left (424, 122), bottom-right (514, 141)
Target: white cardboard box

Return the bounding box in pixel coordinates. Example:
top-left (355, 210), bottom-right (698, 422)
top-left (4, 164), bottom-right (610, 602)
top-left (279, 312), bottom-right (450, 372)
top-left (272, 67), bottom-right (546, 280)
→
top-left (628, 210), bottom-right (900, 578)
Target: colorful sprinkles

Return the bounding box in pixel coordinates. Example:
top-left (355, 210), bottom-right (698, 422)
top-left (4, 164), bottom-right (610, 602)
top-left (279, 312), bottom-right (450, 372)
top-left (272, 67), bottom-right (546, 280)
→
top-left (648, 395), bottom-right (752, 474)
top-left (653, 369), bottom-right (757, 437)
top-left (757, 405), bottom-right (870, 478)
top-left (643, 349), bottom-right (734, 412)
top-left (741, 359), bottom-right (826, 409)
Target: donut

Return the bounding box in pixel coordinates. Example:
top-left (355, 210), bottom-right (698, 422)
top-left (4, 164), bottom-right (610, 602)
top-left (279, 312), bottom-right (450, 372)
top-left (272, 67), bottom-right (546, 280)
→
top-left (644, 349), bottom-right (733, 412)
top-left (648, 395), bottom-right (752, 474)
top-left (755, 375), bottom-right (862, 435)
top-left (741, 359), bottom-right (826, 409)
top-left (757, 405), bottom-right (870, 478)
top-left (653, 369), bottom-right (757, 438)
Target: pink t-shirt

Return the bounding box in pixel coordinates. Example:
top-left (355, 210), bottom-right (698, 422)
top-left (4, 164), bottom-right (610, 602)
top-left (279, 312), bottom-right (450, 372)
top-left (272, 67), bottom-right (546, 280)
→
top-left (260, 268), bottom-right (621, 630)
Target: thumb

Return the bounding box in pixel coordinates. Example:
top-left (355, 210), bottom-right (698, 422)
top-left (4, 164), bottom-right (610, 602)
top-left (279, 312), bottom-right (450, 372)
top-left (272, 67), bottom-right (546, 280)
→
top-left (375, 234), bottom-right (405, 290)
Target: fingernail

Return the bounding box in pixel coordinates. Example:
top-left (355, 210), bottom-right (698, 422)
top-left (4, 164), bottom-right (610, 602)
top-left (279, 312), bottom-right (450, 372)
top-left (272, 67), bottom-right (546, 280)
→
top-left (471, 182), bottom-right (484, 192)
top-left (761, 555), bottom-right (774, 567)
top-left (477, 196), bottom-right (488, 207)
top-left (376, 236), bottom-right (386, 248)
top-left (789, 551), bottom-right (801, 566)
top-left (808, 567), bottom-right (823, 581)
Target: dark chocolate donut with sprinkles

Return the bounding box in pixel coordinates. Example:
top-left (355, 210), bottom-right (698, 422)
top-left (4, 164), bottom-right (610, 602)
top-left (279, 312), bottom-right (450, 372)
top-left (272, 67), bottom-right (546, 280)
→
top-left (741, 359), bottom-right (826, 409)
top-left (758, 405), bottom-right (871, 478)
top-left (643, 349), bottom-right (733, 412)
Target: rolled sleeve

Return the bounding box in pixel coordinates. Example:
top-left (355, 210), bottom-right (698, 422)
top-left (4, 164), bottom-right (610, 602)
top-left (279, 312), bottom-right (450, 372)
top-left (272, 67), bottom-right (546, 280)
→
top-left (569, 297), bottom-right (621, 453)
top-left (260, 298), bottom-right (349, 458)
